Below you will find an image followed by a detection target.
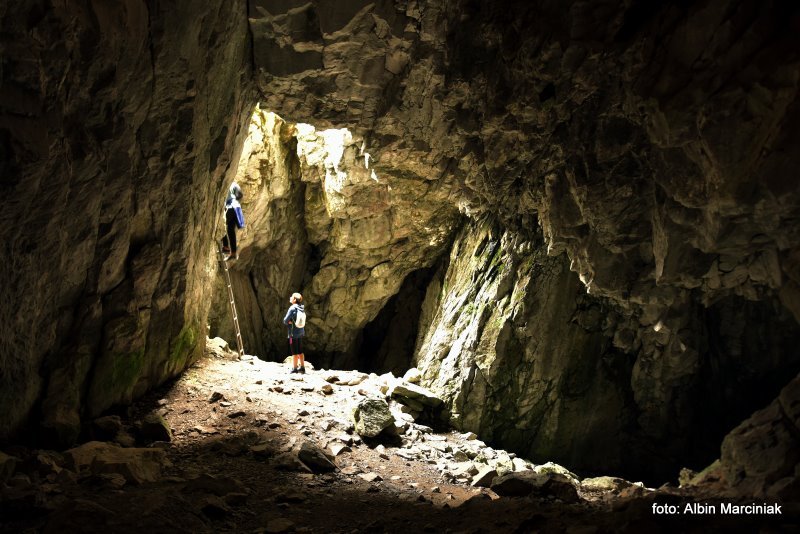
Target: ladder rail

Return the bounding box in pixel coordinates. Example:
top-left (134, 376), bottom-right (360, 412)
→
top-left (219, 250), bottom-right (245, 357)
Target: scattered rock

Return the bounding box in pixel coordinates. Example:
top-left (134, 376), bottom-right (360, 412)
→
top-left (351, 398), bottom-right (395, 438)
top-left (581, 476), bottom-right (633, 493)
top-left (471, 466), bottom-right (498, 487)
top-left (340, 465), bottom-right (363, 476)
top-left (207, 337), bottom-right (231, 354)
top-left (491, 472), bottom-right (580, 503)
top-left (403, 368), bottom-right (422, 384)
top-left (533, 462), bottom-right (580, 482)
top-left (329, 443), bottom-right (351, 457)
top-left (64, 441), bottom-right (169, 484)
top-left (208, 392), bottom-right (225, 403)
top-left (388, 382), bottom-right (443, 408)
top-left (347, 375), bottom-right (367, 386)
top-left (273, 452), bottom-right (312, 473)
top-left (250, 443), bottom-right (272, 457)
top-left (228, 411), bottom-right (248, 419)
top-left (359, 472), bottom-right (382, 483)
top-left (321, 384), bottom-right (334, 395)
top-left (511, 458), bottom-right (530, 472)
top-left (297, 441), bottom-right (337, 473)
top-left (139, 413), bottom-right (173, 442)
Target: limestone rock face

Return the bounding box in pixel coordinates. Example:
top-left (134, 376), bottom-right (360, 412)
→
top-left (252, 0), bottom-right (800, 481)
top-left (210, 110), bottom-right (461, 365)
top-left (252, 0), bottom-right (800, 331)
top-left (414, 218), bottom-right (639, 476)
top-left (0, 1), bottom-right (253, 443)
top-left (413, 218), bottom-right (800, 480)
top-left (718, 373), bottom-right (800, 499)
top-left (64, 441), bottom-right (169, 485)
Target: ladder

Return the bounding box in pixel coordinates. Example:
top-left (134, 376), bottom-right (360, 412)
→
top-left (219, 249), bottom-right (245, 357)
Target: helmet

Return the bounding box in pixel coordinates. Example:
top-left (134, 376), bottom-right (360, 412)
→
top-left (230, 182), bottom-right (243, 201)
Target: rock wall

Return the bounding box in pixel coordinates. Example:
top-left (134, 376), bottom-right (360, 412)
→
top-left (0, 1), bottom-right (252, 444)
top-left (0, 0), bottom-right (797, 491)
top-left (252, 0), bottom-right (800, 354)
top-left (209, 110), bottom-right (461, 366)
top-left (250, 0), bottom-right (800, 481)
top-left (412, 218), bottom-right (800, 481)
top-left (414, 218), bottom-right (636, 476)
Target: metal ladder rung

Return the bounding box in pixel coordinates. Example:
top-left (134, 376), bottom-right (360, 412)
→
top-left (219, 249), bottom-right (245, 356)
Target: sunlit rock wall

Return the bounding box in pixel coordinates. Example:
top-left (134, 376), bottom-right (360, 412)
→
top-left (211, 110), bottom-right (461, 365)
top-left (0, 1), bottom-right (252, 444)
top-left (208, 109), bottom-right (308, 357)
top-left (414, 218), bottom-right (800, 480)
top-left (415, 218), bottom-right (638, 476)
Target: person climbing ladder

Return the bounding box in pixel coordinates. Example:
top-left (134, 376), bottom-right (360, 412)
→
top-left (221, 181), bottom-right (245, 261)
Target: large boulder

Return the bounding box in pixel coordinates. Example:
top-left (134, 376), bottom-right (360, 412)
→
top-left (351, 398), bottom-right (395, 438)
top-left (718, 373), bottom-right (800, 498)
top-left (388, 382), bottom-right (443, 409)
top-left (64, 441), bottom-right (170, 484)
top-left (0, 451), bottom-right (17, 482)
top-left (491, 471), bottom-right (580, 503)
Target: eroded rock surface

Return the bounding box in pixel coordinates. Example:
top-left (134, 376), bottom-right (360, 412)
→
top-left (1, 0), bottom-right (798, 500)
top-left (0, 1), bottom-right (253, 445)
top-left (210, 110), bottom-right (461, 365)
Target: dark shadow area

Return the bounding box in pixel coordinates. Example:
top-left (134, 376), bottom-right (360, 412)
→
top-left (4, 418), bottom-right (795, 533)
top-left (355, 267), bottom-right (437, 376)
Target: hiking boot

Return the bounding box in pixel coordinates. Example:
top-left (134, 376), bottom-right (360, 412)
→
top-left (298, 367), bottom-right (306, 374)
top-left (289, 367), bottom-right (298, 374)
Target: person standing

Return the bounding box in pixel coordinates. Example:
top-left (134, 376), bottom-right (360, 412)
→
top-left (221, 182), bottom-right (245, 261)
top-left (283, 292), bottom-right (306, 374)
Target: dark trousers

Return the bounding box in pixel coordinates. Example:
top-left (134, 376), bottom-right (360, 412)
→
top-left (221, 208), bottom-right (238, 254)
top-left (288, 337), bottom-right (303, 355)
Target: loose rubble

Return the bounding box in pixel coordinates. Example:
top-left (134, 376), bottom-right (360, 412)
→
top-left (0, 340), bottom-right (791, 532)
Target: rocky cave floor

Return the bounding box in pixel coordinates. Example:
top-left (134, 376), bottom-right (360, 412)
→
top-left (1, 341), bottom-right (795, 534)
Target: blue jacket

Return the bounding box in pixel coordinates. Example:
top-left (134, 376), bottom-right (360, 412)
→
top-left (225, 183), bottom-right (245, 228)
top-left (283, 303), bottom-right (305, 338)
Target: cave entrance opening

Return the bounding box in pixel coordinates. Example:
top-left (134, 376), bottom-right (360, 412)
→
top-left (354, 266), bottom-right (438, 376)
top-left (211, 106), bottom-right (452, 379)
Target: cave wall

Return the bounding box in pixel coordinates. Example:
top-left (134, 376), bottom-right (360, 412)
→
top-left (210, 110), bottom-right (462, 366)
top-left (412, 218), bottom-right (800, 481)
top-left (414, 218), bottom-right (638, 477)
top-left (0, 0), bottom-right (797, 491)
top-left (250, 0), bottom-right (800, 480)
top-left (251, 0), bottom-right (800, 351)
top-left (0, 0), bottom-right (253, 444)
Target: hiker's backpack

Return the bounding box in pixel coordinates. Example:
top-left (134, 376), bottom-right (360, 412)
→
top-left (294, 307), bottom-right (306, 328)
